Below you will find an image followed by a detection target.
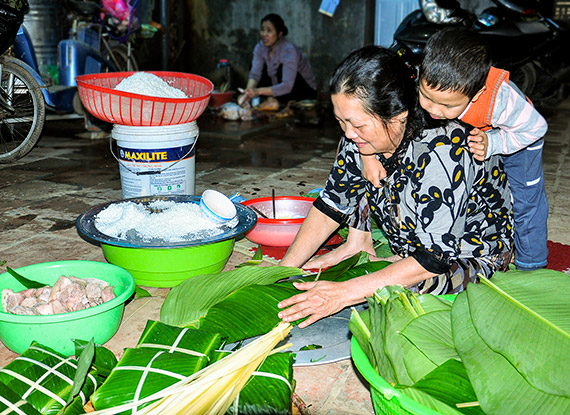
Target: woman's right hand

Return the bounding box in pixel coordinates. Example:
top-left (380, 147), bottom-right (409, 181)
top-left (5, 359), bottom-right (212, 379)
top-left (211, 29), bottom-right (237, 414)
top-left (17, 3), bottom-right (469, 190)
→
top-left (278, 280), bottom-right (353, 328)
top-left (238, 88), bottom-right (257, 106)
top-left (237, 93), bottom-right (249, 106)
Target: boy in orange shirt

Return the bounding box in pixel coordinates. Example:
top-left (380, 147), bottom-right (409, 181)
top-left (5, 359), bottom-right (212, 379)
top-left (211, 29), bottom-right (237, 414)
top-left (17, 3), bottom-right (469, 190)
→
top-left (359, 27), bottom-right (548, 271)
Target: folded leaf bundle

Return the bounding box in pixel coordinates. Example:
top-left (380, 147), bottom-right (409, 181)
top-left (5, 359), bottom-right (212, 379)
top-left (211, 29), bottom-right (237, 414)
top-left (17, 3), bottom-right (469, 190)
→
top-left (90, 321), bottom-right (221, 413)
top-left (88, 322), bottom-right (292, 415)
top-left (0, 382), bottom-right (42, 415)
top-left (452, 270), bottom-right (570, 415)
top-left (0, 342), bottom-right (102, 415)
top-left (210, 350), bottom-right (294, 415)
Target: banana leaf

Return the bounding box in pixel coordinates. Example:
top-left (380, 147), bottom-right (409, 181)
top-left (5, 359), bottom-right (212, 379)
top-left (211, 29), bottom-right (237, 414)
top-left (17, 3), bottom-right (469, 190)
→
top-left (348, 307), bottom-right (375, 371)
top-left (469, 270), bottom-right (570, 397)
top-left (0, 342), bottom-right (102, 415)
top-left (196, 261), bottom-right (391, 343)
top-left (401, 309), bottom-right (459, 366)
top-left (209, 351), bottom-right (294, 415)
top-left (160, 253), bottom-right (378, 330)
top-left (370, 286), bottom-right (439, 386)
top-left (452, 271), bottom-right (570, 415)
top-left (199, 282), bottom-right (299, 343)
top-left (160, 265), bottom-right (304, 327)
top-left (91, 322), bottom-right (221, 413)
top-left (73, 340), bottom-right (118, 378)
top-left (401, 359), bottom-right (484, 415)
top-left (0, 382), bottom-right (42, 415)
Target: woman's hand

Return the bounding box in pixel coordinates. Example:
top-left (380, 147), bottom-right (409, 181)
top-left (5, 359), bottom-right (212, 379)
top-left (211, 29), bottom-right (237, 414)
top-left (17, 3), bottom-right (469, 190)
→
top-left (278, 280), bottom-right (352, 328)
top-left (238, 88), bottom-right (257, 106)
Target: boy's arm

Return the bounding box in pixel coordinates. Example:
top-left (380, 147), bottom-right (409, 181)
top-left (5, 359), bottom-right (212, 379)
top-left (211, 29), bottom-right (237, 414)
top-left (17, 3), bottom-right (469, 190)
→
top-left (486, 81), bottom-right (548, 157)
top-left (361, 154), bottom-right (387, 188)
top-left (467, 128), bottom-right (488, 161)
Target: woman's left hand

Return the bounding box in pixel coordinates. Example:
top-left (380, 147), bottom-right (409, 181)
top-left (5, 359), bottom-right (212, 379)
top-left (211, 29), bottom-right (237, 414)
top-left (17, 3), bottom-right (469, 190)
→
top-left (277, 280), bottom-right (350, 328)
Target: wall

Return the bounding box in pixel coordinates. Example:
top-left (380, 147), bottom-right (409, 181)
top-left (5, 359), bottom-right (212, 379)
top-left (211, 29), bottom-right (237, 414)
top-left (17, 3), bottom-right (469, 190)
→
top-left (177, 0), bottom-right (374, 93)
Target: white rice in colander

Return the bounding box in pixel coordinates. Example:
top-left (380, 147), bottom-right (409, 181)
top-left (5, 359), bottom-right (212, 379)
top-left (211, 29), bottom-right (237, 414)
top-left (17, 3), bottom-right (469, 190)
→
top-left (94, 200), bottom-right (237, 243)
top-left (115, 72), bottom-right (188, 98)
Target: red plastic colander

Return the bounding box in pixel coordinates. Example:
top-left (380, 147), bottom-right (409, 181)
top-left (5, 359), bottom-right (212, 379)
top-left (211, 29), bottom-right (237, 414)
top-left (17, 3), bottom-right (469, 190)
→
top-left (75, 72), bottom-right (213, 126)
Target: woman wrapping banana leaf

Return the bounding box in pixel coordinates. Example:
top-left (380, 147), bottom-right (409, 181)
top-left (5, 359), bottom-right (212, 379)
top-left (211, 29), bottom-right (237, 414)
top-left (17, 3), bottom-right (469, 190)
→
top-left (278, 46), bottom-right (514, 328)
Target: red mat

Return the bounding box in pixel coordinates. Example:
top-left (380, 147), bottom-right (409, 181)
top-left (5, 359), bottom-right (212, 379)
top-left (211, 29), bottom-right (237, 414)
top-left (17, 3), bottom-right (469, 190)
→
top-left (546, 240), bottom-right (570, 273)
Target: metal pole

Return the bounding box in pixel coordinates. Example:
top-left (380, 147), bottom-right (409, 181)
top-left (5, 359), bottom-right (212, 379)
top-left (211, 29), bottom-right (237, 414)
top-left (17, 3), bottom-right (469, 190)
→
top-left (160, 0), bottom-right (169, 70)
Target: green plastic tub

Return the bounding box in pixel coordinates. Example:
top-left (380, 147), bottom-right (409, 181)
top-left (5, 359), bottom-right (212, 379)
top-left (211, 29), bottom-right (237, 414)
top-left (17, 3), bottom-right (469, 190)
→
top-left (101, 239), bottom-right (234, 287)
top-left (351, 337), bottom-right (444, 415)
top-left (351, 294), bottom-right (456, 415)
top-left (0, 261), bottom-right (135, 356)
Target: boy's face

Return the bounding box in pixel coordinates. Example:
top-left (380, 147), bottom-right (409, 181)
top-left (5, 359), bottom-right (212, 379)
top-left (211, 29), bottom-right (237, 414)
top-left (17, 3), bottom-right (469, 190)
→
top-left (418, 78), bottom-right (472, 120)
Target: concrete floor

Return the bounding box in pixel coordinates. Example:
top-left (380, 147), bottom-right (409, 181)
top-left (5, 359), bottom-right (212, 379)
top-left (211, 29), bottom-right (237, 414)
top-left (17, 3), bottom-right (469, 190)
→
top-left (1, 98), bottom-right (569, 414)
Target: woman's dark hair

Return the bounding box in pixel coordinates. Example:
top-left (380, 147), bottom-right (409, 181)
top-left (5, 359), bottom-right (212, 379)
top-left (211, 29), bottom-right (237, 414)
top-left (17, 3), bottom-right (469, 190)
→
top-left (329, 46), bottom-right (423, 141)
top-left (261, 13), bottom-right (288, 36)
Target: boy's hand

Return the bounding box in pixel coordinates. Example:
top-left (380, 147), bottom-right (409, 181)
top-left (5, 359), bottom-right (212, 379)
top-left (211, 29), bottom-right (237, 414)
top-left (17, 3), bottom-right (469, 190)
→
top-left (467, 128), bottom-right (488, 161)
top-left (361, 155), bottom-right (387, 188)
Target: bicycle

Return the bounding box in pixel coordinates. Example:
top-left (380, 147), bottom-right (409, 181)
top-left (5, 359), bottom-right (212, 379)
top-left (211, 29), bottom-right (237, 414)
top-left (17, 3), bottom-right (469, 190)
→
top-left (0, 0), bottom-right (44, 164)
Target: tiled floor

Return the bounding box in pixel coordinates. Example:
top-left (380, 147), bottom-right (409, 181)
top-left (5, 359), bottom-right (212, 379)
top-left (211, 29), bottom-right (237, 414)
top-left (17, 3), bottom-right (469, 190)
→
top-left (1, 97), bottom-right (569, 414)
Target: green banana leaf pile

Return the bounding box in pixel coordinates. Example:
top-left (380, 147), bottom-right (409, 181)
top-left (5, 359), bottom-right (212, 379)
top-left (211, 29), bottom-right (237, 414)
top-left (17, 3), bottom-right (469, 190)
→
top-left (349, 269), bottom-right (570, 415)
top-left (160, 253), bottom-right (391, 343)
top-left (0, 342), bottom-right (103, 415)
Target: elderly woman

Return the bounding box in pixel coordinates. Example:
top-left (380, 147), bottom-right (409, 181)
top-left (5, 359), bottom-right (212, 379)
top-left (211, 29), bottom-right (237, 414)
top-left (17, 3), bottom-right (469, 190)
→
top-left (278, 46), bottom-right (513, 328)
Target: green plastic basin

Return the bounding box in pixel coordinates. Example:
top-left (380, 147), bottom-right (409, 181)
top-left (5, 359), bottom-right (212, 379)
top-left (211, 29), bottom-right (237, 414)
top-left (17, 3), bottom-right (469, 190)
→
top-left (101, 238), bottom-right (234, 287)
top-left (351, 294), bottom-right (456, 414)
top-left (0, 261), bottom-right (135, 356)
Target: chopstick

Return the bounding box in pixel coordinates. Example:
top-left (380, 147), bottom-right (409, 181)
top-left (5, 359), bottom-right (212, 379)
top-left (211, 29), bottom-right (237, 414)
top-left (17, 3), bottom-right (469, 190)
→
top-left (250, 205), bottom-right (268, 219)
top-left (272, 189), bottom-right (276, 219)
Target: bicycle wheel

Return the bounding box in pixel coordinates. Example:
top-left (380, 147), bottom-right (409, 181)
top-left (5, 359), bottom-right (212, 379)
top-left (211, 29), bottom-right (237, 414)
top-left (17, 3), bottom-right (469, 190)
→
top-left (104, 43), bottom-right (139, 72)
top-left (0, 57), bottom-right (45, 163)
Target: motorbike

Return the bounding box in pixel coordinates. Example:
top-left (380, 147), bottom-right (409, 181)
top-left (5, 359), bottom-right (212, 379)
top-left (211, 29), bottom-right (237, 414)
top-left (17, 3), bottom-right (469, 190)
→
top-left (0, 0), bottom-right (139, 163)
top-left (390, 0), bottom-right (570, 108)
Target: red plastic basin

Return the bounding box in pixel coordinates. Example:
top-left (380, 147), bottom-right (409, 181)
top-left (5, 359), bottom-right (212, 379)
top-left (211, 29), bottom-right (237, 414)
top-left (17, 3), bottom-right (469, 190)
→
top-left (241, 196), bottom-right (314, 247)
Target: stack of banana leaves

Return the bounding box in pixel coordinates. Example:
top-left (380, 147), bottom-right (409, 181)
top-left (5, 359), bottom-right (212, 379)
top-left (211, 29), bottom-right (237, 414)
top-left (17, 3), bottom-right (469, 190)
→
top-left (349, 269), bottom-right (570, 415)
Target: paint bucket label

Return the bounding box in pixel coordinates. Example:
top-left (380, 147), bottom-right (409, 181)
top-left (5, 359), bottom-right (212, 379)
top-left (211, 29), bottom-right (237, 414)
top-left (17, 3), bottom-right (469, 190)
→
top-left (112, 122), bottom-right (198, 198)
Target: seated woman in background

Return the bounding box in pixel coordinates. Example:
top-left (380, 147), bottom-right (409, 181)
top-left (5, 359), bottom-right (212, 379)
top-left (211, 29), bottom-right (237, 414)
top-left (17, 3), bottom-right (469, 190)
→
top-left (238, 13), bottom-right (317, 113)
top-left (278, 46), bottom-right (514, 328)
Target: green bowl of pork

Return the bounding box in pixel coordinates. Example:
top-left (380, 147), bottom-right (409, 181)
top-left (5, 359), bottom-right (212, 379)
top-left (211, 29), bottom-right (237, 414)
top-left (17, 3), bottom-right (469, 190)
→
top-left (0, 260), bottom-right (135, 356)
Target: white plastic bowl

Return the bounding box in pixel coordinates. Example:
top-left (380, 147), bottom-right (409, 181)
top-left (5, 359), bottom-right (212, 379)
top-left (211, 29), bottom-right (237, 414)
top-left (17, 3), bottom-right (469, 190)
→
top-left (200, 189), bottom-right (237, 223)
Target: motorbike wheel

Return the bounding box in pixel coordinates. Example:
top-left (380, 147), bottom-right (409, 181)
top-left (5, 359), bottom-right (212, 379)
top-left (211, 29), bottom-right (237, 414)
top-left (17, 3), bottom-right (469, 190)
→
top-left (104, 43), bottom-right (139, 72)
top-left (509, 62), bottom-right (537, 97)
top-left (0, 58), bottom-right (46, 164)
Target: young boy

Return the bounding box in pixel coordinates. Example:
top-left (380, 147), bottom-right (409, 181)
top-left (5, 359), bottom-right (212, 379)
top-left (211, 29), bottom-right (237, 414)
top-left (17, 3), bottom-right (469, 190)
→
top-left (362, 27), bottom-right (549, 271)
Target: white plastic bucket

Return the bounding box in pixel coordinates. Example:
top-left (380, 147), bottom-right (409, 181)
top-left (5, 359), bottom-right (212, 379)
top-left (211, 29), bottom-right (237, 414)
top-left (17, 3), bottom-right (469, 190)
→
top-left (112, 122), bottom-right (198, 199)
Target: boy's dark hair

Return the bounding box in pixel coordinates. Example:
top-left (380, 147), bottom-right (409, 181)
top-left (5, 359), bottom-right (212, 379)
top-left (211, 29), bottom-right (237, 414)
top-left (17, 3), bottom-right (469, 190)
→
top-left (420, 27), bottom-right (491, 99)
